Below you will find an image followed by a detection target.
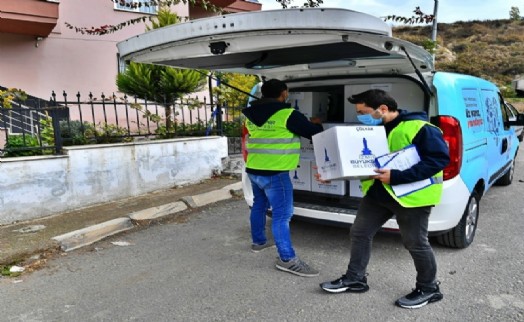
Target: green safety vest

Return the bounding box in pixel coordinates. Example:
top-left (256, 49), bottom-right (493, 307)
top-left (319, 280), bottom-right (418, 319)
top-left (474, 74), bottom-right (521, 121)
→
top-left (361, 120), bottom-right (444, 207)
top-left (245, 108), bottom-right (301, 171)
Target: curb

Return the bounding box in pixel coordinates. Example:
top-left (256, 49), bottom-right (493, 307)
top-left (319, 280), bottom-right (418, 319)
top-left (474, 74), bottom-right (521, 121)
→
top-left (51, 182), bottom-right (243, 252)
top-left (52, 218), bottom-right (135, 252)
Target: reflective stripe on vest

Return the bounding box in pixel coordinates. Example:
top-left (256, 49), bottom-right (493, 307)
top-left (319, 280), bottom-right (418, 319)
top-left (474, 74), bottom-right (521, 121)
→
top-left (361, 120), bottom-right (444, 208)
top-left (245, 108), bottom-right (300, 171)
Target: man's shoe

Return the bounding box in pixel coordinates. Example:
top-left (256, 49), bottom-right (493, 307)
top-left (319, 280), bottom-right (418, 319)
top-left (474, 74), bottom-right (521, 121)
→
top-left (251, 242), bottom-right (275, 253)
top-left (320, 275), bottom-right (369, 293)
top-left (395, 285), bottom-right (443, 309)
top-left (275, 257), bottom-right (319, 277)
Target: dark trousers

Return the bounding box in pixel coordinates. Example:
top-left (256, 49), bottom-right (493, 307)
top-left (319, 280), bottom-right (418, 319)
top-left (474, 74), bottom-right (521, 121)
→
top-left (346, 195), bottom-right (438, 291)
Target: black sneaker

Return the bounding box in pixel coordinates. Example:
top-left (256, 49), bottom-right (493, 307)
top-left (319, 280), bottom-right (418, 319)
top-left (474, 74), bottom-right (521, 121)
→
top-left (395, 285), bottom-right (443, 309)
top-left (319, 275), bottom-right (369, 293)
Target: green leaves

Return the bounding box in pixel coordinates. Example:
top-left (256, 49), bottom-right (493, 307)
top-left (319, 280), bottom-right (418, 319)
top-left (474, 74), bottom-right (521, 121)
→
top-left (117, 63), bottom-right (205, 104)
top-left (146, 7), bottom-right (180, 31)
top-left (213, 73), bottom-right (259, 109)
top-left (0, 88), bottom-right (27, 109)
top-left (116, 8), bottom-right (207, 131)
top-left (116, 62), bottom-right (158, 101)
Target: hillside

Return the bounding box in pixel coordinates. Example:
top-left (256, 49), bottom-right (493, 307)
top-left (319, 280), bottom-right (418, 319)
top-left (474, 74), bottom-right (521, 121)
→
top-left (393, 19), bottom-right (524, 99)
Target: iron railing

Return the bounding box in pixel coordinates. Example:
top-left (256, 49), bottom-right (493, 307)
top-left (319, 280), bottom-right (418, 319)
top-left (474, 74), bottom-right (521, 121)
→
top-left (0, 91), bottom-right (244, 157)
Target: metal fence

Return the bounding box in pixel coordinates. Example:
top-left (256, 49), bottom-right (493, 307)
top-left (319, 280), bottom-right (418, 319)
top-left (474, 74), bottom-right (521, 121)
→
top-left (0, 91), bottom-right (244, 158)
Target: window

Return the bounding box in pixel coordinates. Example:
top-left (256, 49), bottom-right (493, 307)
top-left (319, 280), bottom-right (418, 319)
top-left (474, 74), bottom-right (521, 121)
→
top-left (114, 1), bottom-right (158, 14)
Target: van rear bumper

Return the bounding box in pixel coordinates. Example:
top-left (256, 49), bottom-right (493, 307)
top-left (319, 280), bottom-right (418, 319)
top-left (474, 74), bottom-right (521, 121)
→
top-left (428, 176), bottom-right (470, 231)
top-left (242, 169), bottom-right (471, 233)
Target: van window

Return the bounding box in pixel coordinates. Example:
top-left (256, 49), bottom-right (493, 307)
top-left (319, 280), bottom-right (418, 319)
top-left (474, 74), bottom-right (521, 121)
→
top-left (499, 95), bottom-right (511, 130)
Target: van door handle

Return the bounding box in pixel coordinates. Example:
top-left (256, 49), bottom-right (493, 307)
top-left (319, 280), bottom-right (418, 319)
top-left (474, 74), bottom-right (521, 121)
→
top-left (501, 138), bottom-right (508, 154)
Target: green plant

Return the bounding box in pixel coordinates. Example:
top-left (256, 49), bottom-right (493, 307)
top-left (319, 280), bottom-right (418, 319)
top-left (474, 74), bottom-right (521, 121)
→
top-left (221, 120), bottom-right (242, 137)
top-left (40, 114), bottom-right (55, 146)
top-left (500, 85), bottom-right (517, 98)
top-left (116, 8), bottom-right (206, 132)
top-left (59, 120), bottom-right (97, 146)
top-left (3, 135), bottom-right (44, 157)
top-left (421, 38), bottom-right (438, 54)
top-left (0, 265), bottom-right (21, 277)
top-left (0, 88), bottom-right (27, 108)
top-left (510, 6), bottom-right (521, 21)
top-left (95, 124), bottom-right (133, 144)
top-left (213, 73), bottom-right (259, 111)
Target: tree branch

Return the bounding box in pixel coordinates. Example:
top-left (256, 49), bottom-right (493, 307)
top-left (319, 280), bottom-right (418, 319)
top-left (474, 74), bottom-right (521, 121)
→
top-left (384, 6), bottom-right (434, 24)
top-left (64, 0), bottom-right (222, 36)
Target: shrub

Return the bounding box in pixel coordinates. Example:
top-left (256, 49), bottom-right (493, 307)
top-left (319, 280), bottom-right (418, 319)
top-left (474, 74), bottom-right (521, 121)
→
top-left (222, 120), bottom-right (242, 137)
top-left (95, 124), bottom-right (133, 144)
top-left (3, 135), bottom-right (45, 157)
top-left (59, 120), bottom-right (97, 146)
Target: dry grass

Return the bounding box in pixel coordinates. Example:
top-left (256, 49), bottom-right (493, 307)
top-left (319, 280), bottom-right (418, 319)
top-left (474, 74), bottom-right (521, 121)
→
top-left (393, 19), bottom-right (524, 90)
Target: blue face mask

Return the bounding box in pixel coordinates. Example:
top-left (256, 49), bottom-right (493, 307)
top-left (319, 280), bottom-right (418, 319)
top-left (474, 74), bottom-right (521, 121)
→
top-left (357, 113), bottom-right (383, 125)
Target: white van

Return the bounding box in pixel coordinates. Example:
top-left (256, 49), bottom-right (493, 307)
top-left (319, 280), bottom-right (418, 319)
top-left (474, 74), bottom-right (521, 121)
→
top-left (118, 8), bottom-right (524, 248)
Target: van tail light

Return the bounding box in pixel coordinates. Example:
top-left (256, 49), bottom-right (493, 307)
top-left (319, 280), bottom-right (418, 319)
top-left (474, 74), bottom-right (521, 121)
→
top-left (434, 115), bottom-right (462, 180)
top-left (241, 124), bottom-right (249, 162)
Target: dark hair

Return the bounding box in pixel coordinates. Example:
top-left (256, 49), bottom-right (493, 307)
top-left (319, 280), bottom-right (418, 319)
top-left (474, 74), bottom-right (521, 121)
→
top-left (261, 79), bottom-right (287, 99)
top-left (347, 89), bottom-right (398, 111)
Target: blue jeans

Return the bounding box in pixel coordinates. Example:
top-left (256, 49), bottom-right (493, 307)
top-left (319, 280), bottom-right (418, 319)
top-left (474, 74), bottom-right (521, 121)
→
top-left (346, 195), bottom-right (438, 291)
top-left (248, 172), bottom-right (296, 261)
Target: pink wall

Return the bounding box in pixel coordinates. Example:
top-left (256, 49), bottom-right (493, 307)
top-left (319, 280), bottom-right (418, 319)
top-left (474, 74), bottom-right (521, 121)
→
top-left (0, 0), bottom-right (189, 100)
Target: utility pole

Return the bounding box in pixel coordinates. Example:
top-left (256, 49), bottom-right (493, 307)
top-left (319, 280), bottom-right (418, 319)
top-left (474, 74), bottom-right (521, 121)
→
top-left (431, 0), bottom-right (439, 64)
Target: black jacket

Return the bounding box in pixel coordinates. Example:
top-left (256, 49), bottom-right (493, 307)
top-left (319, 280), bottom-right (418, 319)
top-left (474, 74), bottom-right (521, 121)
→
top-left (242, 98), bottom-right (323, 175)
top-left (367, 109), bottom-right (450, 202)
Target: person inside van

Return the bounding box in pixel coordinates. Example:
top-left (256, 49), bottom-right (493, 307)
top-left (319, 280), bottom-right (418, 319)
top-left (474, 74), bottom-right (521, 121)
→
top-left (242, 79), bottom-right (323, 277)
top-left (318, 89), bottom-right (450, 309)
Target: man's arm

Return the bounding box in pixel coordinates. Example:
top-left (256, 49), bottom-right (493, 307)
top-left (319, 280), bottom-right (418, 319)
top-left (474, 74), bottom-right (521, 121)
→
top-left (389, 124), bottom-right (450, 185)
top-left (286, 110), bottom-right (324, 139)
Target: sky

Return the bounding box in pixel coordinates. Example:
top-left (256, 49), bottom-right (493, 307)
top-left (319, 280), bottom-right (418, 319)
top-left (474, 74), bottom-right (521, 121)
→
top-left (256, 0), bottom-right (524, 23)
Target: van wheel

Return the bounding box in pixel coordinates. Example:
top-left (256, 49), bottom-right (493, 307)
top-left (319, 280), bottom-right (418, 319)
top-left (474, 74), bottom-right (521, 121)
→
top-left (495, 159), bottom-right (515, 186)
top-left (436, 192), bottom-right (479, 248)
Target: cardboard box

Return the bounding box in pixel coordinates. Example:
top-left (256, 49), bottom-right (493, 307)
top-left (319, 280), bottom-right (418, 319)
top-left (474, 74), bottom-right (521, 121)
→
top-left (288, 92), bottom-right (329, 120)
top-left (300, 137), bottom-right (315, 160)
top-left (349, 179), bottom-right (364, 197)
top-left (311, 161), bottom-right (346, 195)
top-left (312, 125), bottom-right (389, 180)
top-left (290, 159), bottom-right (312, 191)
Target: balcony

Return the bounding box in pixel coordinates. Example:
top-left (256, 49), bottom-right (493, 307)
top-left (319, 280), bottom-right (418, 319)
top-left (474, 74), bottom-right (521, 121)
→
top-left (0, 0), bottom-right (59, 37)
top-left (209, 0), bottom-right (262, 13)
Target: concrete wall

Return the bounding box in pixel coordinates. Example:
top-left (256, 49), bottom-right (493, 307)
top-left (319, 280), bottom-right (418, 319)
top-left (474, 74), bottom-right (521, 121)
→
top-left (0, 136), bottom-right (227, 224)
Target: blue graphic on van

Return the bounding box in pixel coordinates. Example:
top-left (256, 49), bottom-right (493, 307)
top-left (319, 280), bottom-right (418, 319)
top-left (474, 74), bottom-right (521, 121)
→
top-left (485, 96), bottom-right (500, 135)
top-left (293, 170), bottom-right (299, 179)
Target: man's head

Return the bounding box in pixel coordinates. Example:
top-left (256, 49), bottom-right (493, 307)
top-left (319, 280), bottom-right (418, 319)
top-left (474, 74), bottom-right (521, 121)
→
top-left (347, 89), bottom-right (398, 125)
top-left (261, 79), bottom-right (289, 102)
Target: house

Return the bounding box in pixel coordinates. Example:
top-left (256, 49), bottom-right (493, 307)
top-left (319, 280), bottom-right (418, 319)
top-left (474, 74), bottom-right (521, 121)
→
top-left (0, 0), bottom-right (262, 101)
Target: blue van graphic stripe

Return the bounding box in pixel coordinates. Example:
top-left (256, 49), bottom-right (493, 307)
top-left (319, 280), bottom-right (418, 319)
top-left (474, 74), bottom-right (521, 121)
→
top-left (488, 160), bottom-right (513, 185)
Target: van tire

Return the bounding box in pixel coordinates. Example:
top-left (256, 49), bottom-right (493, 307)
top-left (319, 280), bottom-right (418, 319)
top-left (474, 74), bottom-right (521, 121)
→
top-left (494, 159), bottom-right (515, 186)
top-left (436, 192), bottom-right (480, 248)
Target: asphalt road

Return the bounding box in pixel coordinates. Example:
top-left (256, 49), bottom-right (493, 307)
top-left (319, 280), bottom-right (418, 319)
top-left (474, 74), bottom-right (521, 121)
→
top-left (1, 155), bottom-right (524, 321)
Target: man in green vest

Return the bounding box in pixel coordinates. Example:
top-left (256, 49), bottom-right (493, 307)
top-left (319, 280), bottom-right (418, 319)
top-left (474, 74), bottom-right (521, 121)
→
top-left (319, 89), bottom-right (450, 309)
top-left (242, 79), bottom-right (323, 277)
